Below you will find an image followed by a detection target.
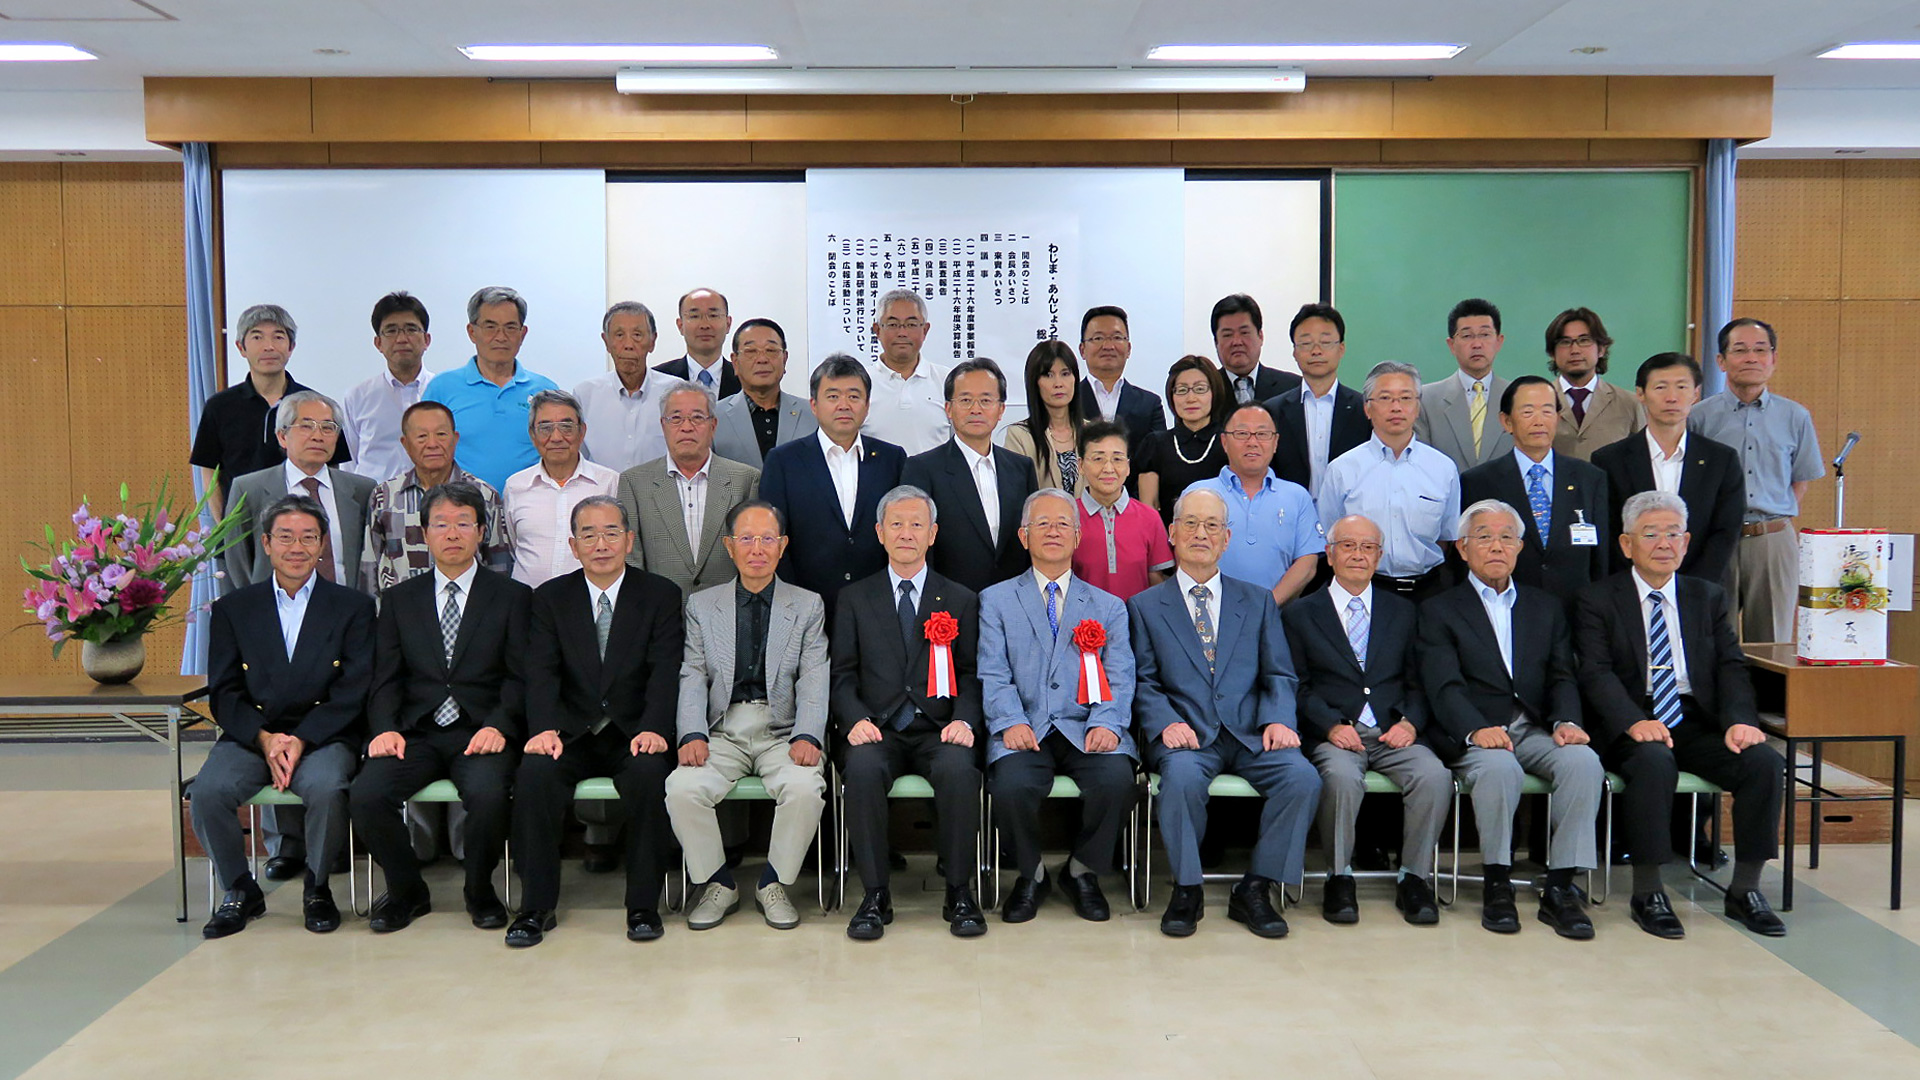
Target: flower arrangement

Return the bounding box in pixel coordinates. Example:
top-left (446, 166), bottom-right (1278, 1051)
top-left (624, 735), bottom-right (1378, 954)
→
top-left (1835, 546), bottom-right (1889, 612)
top-left (20, 477), bottom-right (249, 656)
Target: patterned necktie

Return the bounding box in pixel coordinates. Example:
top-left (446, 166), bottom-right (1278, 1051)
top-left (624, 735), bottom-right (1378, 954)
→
top-left (296, 476), bottom-right (337, 582)
top-left (591, 593), bottom-right (615, 734)
top-left (1468, 381), bottom-right (1486, 458)
top-left (1189, 584), bottom-right (1216, 673)
top-left (897, 580), bottom-right (918, 648)
top-left (698, 368), bottom-right (715, 390)
top-left (1526, 462), bottom-right (1552, 544)
top-left (434, 581), bottom-right (462, 726)
top-left (1647, 591), bottom-right (1684, 729)
top-left (1568, 386), bottom-right (1591, 425)
top-left (1345, 596), bottom-right (1369, 669)
top-left (1045, 581), bottom-right (1060, 642)
top-left (1235, 375), bottom-right (1254, 405)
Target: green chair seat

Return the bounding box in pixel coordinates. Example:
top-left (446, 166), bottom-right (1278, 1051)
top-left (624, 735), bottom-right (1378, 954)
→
top-left (728, 776), bottom-right (771, 800)
top-left (1047, 776), bottom-right (1083, 798)
top-left (409, 780), bottom-right (462, 801)
top-left (1604, 770), bottom-right (1724, 795)
top-left (242, 787), bottom-right (305, 806)
top-left (573, 777), bottom-right (619, 799)
top-left (887, 775), bottom-right (937, 799)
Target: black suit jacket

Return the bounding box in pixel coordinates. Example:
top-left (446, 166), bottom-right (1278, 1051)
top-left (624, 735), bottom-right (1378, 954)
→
top-left (829, 568), bottom-right (984, 742)
top-left (1236, 365), bottom-right (1302, 404)
top-left (526, 568), bottom-right (685, 742)
top-left (207, 577), bottom-right (376, 750)
top-left (1417, 581), bottom-right (1583, 757)
top-left (900, 441), bottom-right (1038, 593)
top-left (1589, 431), bottom-right (1745, 583)
top-left (1572, 571), bottom-right (1758, 745)
top-left (369, 565), bottom-right (532, 738)
top-left (1282, 586), bottom-right (1428, 743)
top-left (1264, 382), bottom-right (1370, 492)
top-left (759, 433), bottom-right (907, 616)
top-left (1075, 378), bottom-right (1167, 447)
top-left (1459, 452), bottom-right (1610, 601)
top-left (652, 355), bottom-right (741, 399)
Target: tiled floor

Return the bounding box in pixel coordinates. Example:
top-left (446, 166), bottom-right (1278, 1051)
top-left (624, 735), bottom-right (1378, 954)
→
top-left (4, 742), bottom-right (1919, 1079)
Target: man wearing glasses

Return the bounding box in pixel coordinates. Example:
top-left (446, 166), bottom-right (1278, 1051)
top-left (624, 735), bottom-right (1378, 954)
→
top-left (504, 390), bottom-right (620, 588)
top-left (902, 357), bottom-right (1039, 593)
top-left (1182, 404), bottom-right (1324, 606)
top-left (1077, 305), bottom-right (1167, 477)
top-left (654, 287), bottom-right (740, 398)
top-left (1415, 298), bottom-right (1514, 474)
top-left (422, 286), bottom-right (559, 491)
top-left (618, 381), bottom-right (761, 596)
top-left (1265, 303), bottom-right (1369, 500)
top-left (226, 389), bottom-right (377, 593)
top-left (341, 292), bottom-right (438, 483)
top-left (1543, 307), bottom-right (1642, 462)
top-left (861, 288), bottom-right (951, 455)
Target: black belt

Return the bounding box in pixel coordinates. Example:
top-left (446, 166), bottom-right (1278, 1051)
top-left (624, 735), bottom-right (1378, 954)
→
top-left (1373, 568), bottom-right (1444, 592)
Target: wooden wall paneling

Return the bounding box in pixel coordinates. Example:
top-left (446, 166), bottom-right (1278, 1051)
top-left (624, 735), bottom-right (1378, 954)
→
top-left (1835, 300), bottom-right (1920, 535)
top-left (0, 308), bottom-right (80, 678)
top-left (1587, 139), bottom-right (1706, 164)
top-left (541, 142), bottom-right (755, 167)
top-left (1841, 161), bottom-right (1920, 300)
top-left (1175, 84), bottom-right (1395, 137)
top-left (1379, 139), bottom-right (1589, 164)
top-left (961, 95), bottom-right (1181, 140)
top-left (1605, 76), bottom-right (1773, 139)
top-left (61, 163), bottom-right (184, 307)
top-left (1391, 78), bottom-right (1609, 138)
top-left (749, 141), bottom-right (964, 166)
top-left (0, 164), bottom-right (64, 306)
top-left (961, 141), bottom-right (1174, 166)
top-left (310, 79), bottom-right (531, 141)
top-left (1175, 139), bottom-right (1383, 165)
top-left (325, 142), bottom-right (542, 167)
top-left (1735, 160), bottom-right (1842, 301)
top-left (144, 77), bottom-right (315, 143)
top-left (528, 86), bottom-right (746, 139)
top-left (744, 96), bottom-right (961, 141)
top-left (215, 143), bottom-right (332, 167)
top-left (1731, 300), bottom-right (1841, 528)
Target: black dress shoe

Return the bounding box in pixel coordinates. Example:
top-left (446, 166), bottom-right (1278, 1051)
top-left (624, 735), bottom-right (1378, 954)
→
top-left (1323, 874), bottom-right (1360, 925)
top-left (368, 889), bottom-right (431, 933)
top-left (1630, 891), bottom-right (1686, 939)
top-left (1057, 864), bottom-right (1110, 922)
top-left (466, 886), bottom-right (508, 930)
top-left (1725, 889), bottom-right (1787, 937)
top-left (505, 909), bottom-right (557, 947)
top-left (846, 888), bottom-right (894, 941)
top-left (202, 876), bottom-right (266, 939)
top-left (581, 844), bottom-right (619, 874)
top-left (1395, 875), bottom-right (1439, 926)
top-left (302, 882), bottom-right (341, 934)
top-left (1481, 879), bottom-right (1521, 934)
top-left (626, 908), bottom-right (664, 942)
top-left (1537, 883), bottom-right (1595, 940)
top-left (262, 855), bottom-right (302, 882)
top-left (1160, 883), bottom-right (1205, 937)
top-left (1002, 874), bottom-right (1050, 923)
top-left (943, 885), bottom-right (987, 938)
top-left (1228, 878), bottom-right (1289, 938)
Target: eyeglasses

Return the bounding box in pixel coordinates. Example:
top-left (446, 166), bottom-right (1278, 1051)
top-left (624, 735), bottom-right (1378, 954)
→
top-left (268, 531), bottom-right (324, 547)
top-left (533, 420), bottom-right (581, 437)
top-left (729, 534), bottom-right (782, 547)
top-left (289, 420), bottom-right (340, 436)
top-left (1024, 518), bottom-right (1077, 532)
top-left (379, 325), bottom-right (426, 339)
top-left (1223, 429), bottom-right (1277, 443)
top-left (1174, 517), bottom-right (1227, 534)
top-left (736, 345), bottom-right (784, 358)
top-left (1293, 337), bottom-right (1341, 349)
top-left (426, 521), bottom-right (480, 535)
top-left (1452, 331), bottom-right (1499, 343)
top-left (474, 321), bottom-right (525, 338)
top-left (1554, 335), bottom-right (1597, 349)
top-left (1170, 384), bottom-right (1212, 398)
top-left (663, 413), bottom-right (713, 428)
top-left (574, 527), bottom-right (627, 543)
top-left (1723, 346), bottom-right (1774, 359)
top-left (1082, 334), bottom-right (1129, 345)
top-left (878, 319), bottom-right (925, 332)
top-left (1330, 540), bottom-right (1382, 555)
top-left (1369, 394), bottom-right (1418, 407)
top-left (1465, 532), bottom-right (1523, 548)
top-left (1635, 529), bottom-right (1686, 543)
top-left (950, 395), bottom-right (1001, 410)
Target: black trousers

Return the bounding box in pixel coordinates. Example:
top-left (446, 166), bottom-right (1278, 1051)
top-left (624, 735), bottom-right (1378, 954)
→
top-left (841, 721), bottom-right (982, 891)
top-left (988, 731), bottom-right (1136, 879)
top-left (1606, 711), bottom-right (1785, 868)
top-left (349, 725), bottom-right (517, 898)
top-left (510, 726), bottom-right (674, 911)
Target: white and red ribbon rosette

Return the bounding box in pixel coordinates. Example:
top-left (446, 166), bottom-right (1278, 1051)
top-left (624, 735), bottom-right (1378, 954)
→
top-left (1072, 619), bottom-right (1112, 705)
top-left (924, 610), bottom-right (959, 698)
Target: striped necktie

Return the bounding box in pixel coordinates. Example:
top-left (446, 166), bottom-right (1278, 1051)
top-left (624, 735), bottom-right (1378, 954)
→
top-left (1468, 380), bottom-right (1486, 457)
top-left (1648, 591), bottom-right (1683, 729)
top-left (1345, 596), bottom-right (1369, 669)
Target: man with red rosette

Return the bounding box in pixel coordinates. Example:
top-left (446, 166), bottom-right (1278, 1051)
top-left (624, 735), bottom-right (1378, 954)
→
top-left (831, 484), bottom-right (988, 940)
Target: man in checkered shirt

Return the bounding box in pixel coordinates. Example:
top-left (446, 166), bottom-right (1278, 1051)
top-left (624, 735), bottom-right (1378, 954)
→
top-left (360, 400), bottom-right (514, 594)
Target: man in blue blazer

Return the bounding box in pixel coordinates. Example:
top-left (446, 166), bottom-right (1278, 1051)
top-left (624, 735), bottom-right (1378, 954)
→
top-left (759, 353), bottom-right (906, 619)
top-left (978, 488), bottom-right (1137, 924)
top-left (1132, 487), bottom-right (1319, 939)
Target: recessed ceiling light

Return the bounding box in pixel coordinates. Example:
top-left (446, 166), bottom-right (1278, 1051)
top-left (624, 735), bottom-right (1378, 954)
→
top-left (314, 48), bottom-right (349, 56)
top-left (1147, 43), bottom-right (1465, 62)
top-left (55, 151), bottom-right (87, 157)
top-left (458, 43), bottom-right (776, 63)
top-left (1819, 42), bottom-right (1920, 59)
top-left (1835, 148), bottom-right (1867, 154)
top-left (1571, 46), bottom-right (1608, 55)
top-left (0, 43), bottom-right (97, 62)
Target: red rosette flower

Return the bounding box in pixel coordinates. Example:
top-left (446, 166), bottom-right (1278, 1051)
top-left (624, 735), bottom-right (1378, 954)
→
top-left (118, 577), bottom-right (165, 614)
top-left (1071, 619), bottom-right (1106, 652)
top-left (1844, 590), bottom-right (1869, 611)
top-left (924, 610), bottom-right (960, 646)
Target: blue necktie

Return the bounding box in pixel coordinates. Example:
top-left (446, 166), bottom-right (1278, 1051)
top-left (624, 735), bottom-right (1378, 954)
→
top-left (698, 368), bottom-right (715, 390)
top-left (1345, 596), bottom-right (1369, 669)
top-left (1189, 584), bottom-right (1215, 673)
top-left (1526, 462), bottom-right (1551, 544)
top-left (1648, 592), bottom-right (1683, 729)
top-left (1045, 582), bottom-right (1060, 642)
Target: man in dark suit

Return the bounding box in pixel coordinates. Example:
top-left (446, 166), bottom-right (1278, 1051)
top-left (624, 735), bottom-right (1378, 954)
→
top-left (901, 358), bottom-right (1038, 593)
top-left (1419, 498), bottom-right (1603, 940)
top-left (759, 353), bottom-right (907, 618)
top-left (349, 480), bottom-right (532, 934)
top-left (1286, 513), bottom-right (1452, 927)
top-left (1591, 353), bottom-right (1745, 584)
top-left (1573, 490), bottom-right (1787, 939)
top-left (1133, 487), bottom-right (1318, 939)
top-left (1212, 293), bottom-right (1302, 405)
top-left (1460, 375), bottom-right (1610, 602)
top-left (652, 287), bottom-right (740, 397)
top-left (833, 485), bottom-right (989, 940)
top-left (1075, 305), bottom-right (1167, 470)
top-left (504, 496), bottom-right (684, 947)
top-left (192, 494), bottom-right (375, 938)
top-left (1263, 303), bottom-right (1368, 499)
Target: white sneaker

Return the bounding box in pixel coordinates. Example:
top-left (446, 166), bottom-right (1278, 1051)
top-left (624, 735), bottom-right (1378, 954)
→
top-left (687, 882), bottom-right (739, 930)
top-left (755, 881), bottom-right (801, 930)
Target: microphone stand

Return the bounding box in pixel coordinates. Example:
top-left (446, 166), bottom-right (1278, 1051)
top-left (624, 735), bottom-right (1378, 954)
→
top-left (1832, 432), bottom-right (1861, 528)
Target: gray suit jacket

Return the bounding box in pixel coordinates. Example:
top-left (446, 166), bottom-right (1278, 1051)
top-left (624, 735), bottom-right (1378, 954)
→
top-left (617, 454), bottom-right (760, 596)
top-left (1414, 372), bottom-right (1512, 473)
top-left (677, 578), bottom-right (829, 746)
top-left (1552, 379), bottom-right (1644, 461)
top-left (712, 391), bottom-right (817, 470)
top-left (977, 573), bottom-right (1136, 765)
top-left (225, 464), bottom-right (376, 592)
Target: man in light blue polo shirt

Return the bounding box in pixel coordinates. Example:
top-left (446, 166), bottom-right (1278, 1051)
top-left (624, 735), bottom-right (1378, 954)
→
top-left (1183, 403), bottom-right (1324, 604)
top-left (422, 286), bottom-right (559, 491)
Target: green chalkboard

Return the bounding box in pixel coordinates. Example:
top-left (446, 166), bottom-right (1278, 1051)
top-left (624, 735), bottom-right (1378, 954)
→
top-left (1331, 171), bottom-right (1692, 390)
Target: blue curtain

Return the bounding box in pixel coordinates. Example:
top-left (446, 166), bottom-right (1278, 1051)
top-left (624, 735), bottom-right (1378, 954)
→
top-left (1700, 137), bottom-right (1737, 396)
top-left (180, 142), bottom-right (219, 676)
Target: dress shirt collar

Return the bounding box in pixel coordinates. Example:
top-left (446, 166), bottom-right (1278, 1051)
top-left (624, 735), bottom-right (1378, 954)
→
top-left (1365, 433), bottom-right (1420, 462)
top-left (1330, 579), bottom-right (1373, 618)
top-left (1557, 374), bottom-right (1596, 395)
top-left (1303, 379), bottom-right (1338, 404)
top-left (274, 572), bottom-right (317, 607)
top-left (384, 368), bottom-right (427, 390)
top-left (1646, 427), bottom-right (1688, 462)
top-left (1733, 388), bottom-right (1773, 409)
top-left (1174, 567), bottom-right (1219, 597)
top-left (282, 459), bottom-right (329, 490)
top-left (1455, 368), bottom-right (1492, 395)
top-left (817, 428), bottom-right (864, 461)
top-left (1512, 447), bottom-right (1555, 482)
top-left (433, 558), bottom-right (480, 598)
top-left (1080, 489), bottom-right (1130, 517)
top-left (670, 453), bottom-right (713, 482)
top-left (1631, 568), bottom-right (1679, 611)
top-left (586, 570), bottom-right (625, 612)
top-left (1470, 573), bottom-right (1517, 609)
top-left (736, 578), bottom-right (775, 610)
top-left (689, 356), bottom-right (725, 384)
top-left (1032, 567), bottom-right (1072, 604)
top-left (953, 436), bottom-right (993, 469)
top-left (888, 563), bottom-right (929, 602)
top-left (457, 357), bottom-right (531, 387)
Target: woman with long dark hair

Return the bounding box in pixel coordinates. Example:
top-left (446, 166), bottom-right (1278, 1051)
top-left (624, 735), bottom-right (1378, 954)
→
top-left (1136, 355), bottom-right (1230, 526)
top-left (1001, 340), bottom-right (1087, 495)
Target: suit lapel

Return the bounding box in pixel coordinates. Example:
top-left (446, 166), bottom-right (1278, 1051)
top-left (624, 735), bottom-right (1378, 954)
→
top-left (1153, 582), bottom-right (1212, 679)
top-left (284, 581), bottom-right (332, 676)
top-left (765, 585), bottom-right (798, 688)
top-left (798, 438), bottom-right (850, 539)
top-left (448, 569), bottom-right (488, 672)
top-left (1209, 586), bottom-right (1247, 681)
top-left (1314, 593), bottom-right (1366, 675)
top-left (648, 471), bottom-right (697, 567)
top-left (851, 443), bottom-right (889, 536)
top-left (1438, 382), bottom-right (1475, 463)
top-left (1615, 576), bottom-right (1650, 693)
top-left (991, 449), bottom-right (1026, 558)
top-left (941, 444), bottom-right (996, 551)
top-left (697, 466), bottom-right (737, 571)
top-left (1277, 391), bottom-right (1309, 469)
top-left (1457, 589), bottom-right (1510, 689)
top-left (1016, 576), bottom-right (1054, 661)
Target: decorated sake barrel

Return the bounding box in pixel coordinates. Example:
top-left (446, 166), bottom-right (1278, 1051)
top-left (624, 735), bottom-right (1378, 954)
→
top-left (1797, 528), bottom-right (1890, 666)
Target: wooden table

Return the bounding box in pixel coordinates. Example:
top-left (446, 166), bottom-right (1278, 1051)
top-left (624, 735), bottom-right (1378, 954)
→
top-left (0, 675), bottom-right (210, 922)
top-left (1744, 645), bottom-right (1914, 910)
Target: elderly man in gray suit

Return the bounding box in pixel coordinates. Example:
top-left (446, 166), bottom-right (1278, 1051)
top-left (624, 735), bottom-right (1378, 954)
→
top-left (1414, 298), bottom-right (1514, 473)
top-left (979, 488), bottom-right (1137, 924)
top-left (225, 389), bottom-right (377, 592)
top-left (1131, 487), bottom-right (1319, 939)
top-left (618, 380), bottom-right (761, 596)
top-left (666, 499), bottom-right (829, 932)
top-left (712, 317), bottom-right (817, 469)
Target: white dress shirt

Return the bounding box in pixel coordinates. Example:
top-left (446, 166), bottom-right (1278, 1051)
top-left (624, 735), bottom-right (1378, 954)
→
top-left (686, 356), bottom-right (726, 390)
top-left (340, 367), bottom-right (435, 483)
top-left (1032, 567), bottom-right (1072, 613)
top-left (282, 460), bottom-right (347, 583)
top-left (669, 454), bottom-right (712, 554)
top-left (1647, 428), bottom-right (1688, 496)
top-left (504, 457), bottom-right (621, 587)
top-left (888, 563), bottom-right (930, 611)
top-left (1301, 380), bottom-right (1339, 497)
top-left (818, 429), bottom-right (864, 528)
top-left (1470, 573), bottom-right (1519, 678)
top-left (1174, 568), bottom-right (1222, 638)
top-left (1631, 569), bottom-right (1691, 694)
top-left (574, 368), bottom-right (672, 474)
top-left (273, 573), bottom-right (317, 659)
top-left (432, 559), bottom-right (481, 622)
top-left (862, 357), bottom-right (951, 455)
top-left (1087, 376), bottom-right (1127, 422)
top-left (1330, 582), bottom-right (1377, 727)
top-left (954, 437), bottom-right (1000, 545)
top-left (587, 569), bottom-right (625, 618)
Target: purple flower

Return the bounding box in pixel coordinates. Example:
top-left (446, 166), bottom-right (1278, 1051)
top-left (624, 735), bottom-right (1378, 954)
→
top-left (72, 505), bottom-right (90, 526)
top-left (100, 564), bottom-right (130, 588)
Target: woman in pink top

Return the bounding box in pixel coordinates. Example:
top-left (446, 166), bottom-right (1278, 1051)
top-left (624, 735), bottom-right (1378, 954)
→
top-left (1071, 419), bottom-right (1174, 601)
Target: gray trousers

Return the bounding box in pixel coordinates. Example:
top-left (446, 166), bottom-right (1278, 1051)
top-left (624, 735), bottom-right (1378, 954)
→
top-left (665, 704), bottom-right (825, 885)
top-left (191, 740), bottom-right (356, 890)
top-left (1727, 526), bottom-right (1798, 645)
top-left (1448, 719), bottom-right (1601, 870)
top-left (1308, 728), bottom-right (1452, 879)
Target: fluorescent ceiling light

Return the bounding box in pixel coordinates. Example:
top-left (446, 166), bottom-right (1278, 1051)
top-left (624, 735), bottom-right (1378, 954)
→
top-left (1148, 43), bottom-right (1464, 62)
top-left (1818, 43), bottom-right (1920, 60)
top-left (0, 43), bottom-right (97, 62)
top-left (459, 43), bottom-right (775, 63)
